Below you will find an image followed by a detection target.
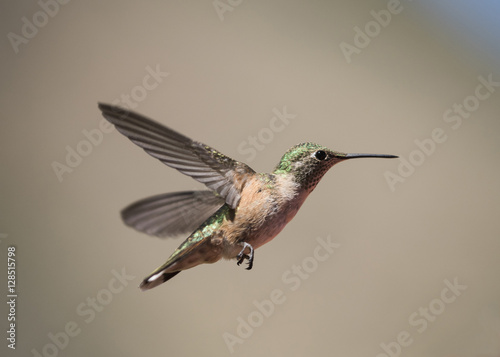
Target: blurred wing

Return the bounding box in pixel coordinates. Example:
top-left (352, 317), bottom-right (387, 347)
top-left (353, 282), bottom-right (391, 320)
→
top-left (98, 103), bottom-right (255, 208)
top-left (121, 191), bottom-right (225, 238)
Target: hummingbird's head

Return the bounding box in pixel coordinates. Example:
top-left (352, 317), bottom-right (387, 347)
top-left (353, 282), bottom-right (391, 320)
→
top-left (273, 142), bottom-right (397, 192)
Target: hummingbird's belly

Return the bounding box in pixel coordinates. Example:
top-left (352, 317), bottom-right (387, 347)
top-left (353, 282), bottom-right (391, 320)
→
top-left (222, 188), bottom-right (308, 259)
top-left (246, 207), bottom-right (299, 249)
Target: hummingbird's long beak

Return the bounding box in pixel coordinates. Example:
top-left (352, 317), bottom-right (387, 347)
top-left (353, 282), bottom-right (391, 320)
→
top-left (344, 153), bottom-right (398, 159)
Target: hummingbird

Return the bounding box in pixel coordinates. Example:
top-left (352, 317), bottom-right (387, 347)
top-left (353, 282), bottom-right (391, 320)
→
top-left (98, 103), bottom-right (397, 290)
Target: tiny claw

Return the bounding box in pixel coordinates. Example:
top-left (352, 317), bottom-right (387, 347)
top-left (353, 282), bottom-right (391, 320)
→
top-left (236, 242), bottom-right (255, 270)
top-left (246, 257), bottom-right (253, 270)
top-left (236, 253), bottom-right (248, 266)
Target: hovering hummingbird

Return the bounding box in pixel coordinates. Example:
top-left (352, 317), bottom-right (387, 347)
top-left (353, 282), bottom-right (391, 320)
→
top-left (98, 103), bottom-right (397, 290)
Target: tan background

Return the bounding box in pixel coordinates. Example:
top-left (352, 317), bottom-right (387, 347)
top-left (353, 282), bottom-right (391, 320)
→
top-left (1, 1), bottom-right (499, 356)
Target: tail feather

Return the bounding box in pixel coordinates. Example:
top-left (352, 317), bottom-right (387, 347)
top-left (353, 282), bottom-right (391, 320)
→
top-left (139, 270), bottom-right (181, 291)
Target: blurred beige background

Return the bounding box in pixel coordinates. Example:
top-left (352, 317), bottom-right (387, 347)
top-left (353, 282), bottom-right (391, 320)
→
top-left (1, 1), bottom-right (499, 356)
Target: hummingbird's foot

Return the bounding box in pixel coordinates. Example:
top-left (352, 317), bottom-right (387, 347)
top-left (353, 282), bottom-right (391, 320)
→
top-left (236, 242), bottom-right (254, 270)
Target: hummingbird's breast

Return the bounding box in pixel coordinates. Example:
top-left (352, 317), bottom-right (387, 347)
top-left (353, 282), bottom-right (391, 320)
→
top-left (220, 173), bottom-right (308, 258)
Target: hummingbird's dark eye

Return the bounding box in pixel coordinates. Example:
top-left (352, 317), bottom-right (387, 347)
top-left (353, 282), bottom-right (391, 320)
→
top-left (314, 150), bottom-right (327, 161)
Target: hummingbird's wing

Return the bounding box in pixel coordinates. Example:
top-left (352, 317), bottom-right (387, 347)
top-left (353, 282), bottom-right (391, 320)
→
top-left (121, 190), bottom-right (225, 238)
top-left (98, 104), bottom-right (255, 209)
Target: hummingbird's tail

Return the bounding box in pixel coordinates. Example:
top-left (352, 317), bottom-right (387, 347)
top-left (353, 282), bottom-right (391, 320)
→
top-left (139, 270), bottom-right (181, 291)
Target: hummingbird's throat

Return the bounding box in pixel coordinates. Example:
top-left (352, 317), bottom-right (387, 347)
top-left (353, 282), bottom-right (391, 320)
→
top-left (293, 162), bottom-right (333, 192)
